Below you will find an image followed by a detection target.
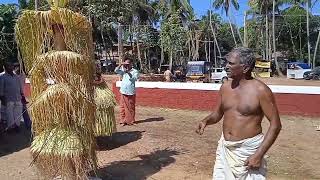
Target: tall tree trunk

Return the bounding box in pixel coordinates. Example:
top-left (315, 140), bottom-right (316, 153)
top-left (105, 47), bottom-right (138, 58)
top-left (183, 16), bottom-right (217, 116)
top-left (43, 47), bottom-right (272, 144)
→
top-left (35, 0), bottom-right (38, 10)
top-left (231, 13), bottom-right (243, 46)
top-left (205, 39), bottom-right (208, 61)
top-left (306, 0), bottom-right (311, 66)
top-left (136, 39), bottom-right (142, 70)
top-left (214, 39), bottom-right (217, 67)
top-left (169, 50), bottom-right (173, 71)
top-left (265, 13), bottom-right (269, 60)
top-left (160, 42), bottom-right (164, 69)
top-left (209, 7), bottom-right (221, 58)
top-left (107, 52), bottom-right (112, 62)
top-left (190, 31), bottom-right (196, 60)
top-left (228, 17), bottom-right (238, 47)
top-left (313, 30), bottom-right (320, 69)
top-left (288, 23), bottom-right (297, 56)
top-left (100, 22), bottom-right (108, 60)
top-left (111, 47), bottom-right (115, 61)
top-left (129, 26), bottom-right (134, 52)
top-left (145, 49), bottom-right (150, 71)
top-left (243, 11), bottom-right (248, 47)
top-left (210, 22), bottom-right (221, 57)
top-left (208, 39), bottom-right (211, 62)
top-left (272, 0), bottom-right (283, 76)
top-left (299, 16), bottom-right (302, 59)
top-left (118, 23), bottom-right (123, 63)
top-left (269, 30), bottom-right (272, 62)
top-left (134, 21), bottom-right (142, 70)
top-left (188, 39), bottom-right (191, 61)
top-left (261, 27), bottom-right (265, 60)
top-left (194, 32), bottom-right (200, 60)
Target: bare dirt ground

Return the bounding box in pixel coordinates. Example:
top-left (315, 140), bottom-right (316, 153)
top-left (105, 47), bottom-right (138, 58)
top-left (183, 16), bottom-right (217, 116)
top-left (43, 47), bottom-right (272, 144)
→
top-left (256, 77), bottom-right (320, 86)
top-left (0, 107), bottom-right (319, 180)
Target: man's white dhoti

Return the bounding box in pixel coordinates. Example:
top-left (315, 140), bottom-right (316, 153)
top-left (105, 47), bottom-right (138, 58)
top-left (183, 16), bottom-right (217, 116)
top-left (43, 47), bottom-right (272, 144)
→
top-left (6, 101), bottom-right (23, 128)
top-left (213, 133), bottom-right (267, 180)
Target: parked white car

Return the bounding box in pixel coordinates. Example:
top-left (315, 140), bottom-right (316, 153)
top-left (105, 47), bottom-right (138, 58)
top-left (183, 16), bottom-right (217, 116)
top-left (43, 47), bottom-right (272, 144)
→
top-left (211, 68), bottom-right (228, 83)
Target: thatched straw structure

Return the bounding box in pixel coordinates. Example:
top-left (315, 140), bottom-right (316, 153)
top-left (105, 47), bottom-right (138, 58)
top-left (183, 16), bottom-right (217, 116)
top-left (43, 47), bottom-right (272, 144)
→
top-left (94, 83), bottom-right (116, 136)
top-left (15, 1), bottom-right (101, 179)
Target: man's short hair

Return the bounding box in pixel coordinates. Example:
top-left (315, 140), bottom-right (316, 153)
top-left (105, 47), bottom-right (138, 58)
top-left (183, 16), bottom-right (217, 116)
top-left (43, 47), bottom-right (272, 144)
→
top-left (229, 47), bottom-right (256, 71)
top-left (123, 56), bottom-right (133, 63)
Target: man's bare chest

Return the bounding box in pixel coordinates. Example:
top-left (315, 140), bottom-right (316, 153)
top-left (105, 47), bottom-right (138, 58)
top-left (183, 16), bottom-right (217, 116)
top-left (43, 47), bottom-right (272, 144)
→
top-left (222, 91), bottom-right (261, 115)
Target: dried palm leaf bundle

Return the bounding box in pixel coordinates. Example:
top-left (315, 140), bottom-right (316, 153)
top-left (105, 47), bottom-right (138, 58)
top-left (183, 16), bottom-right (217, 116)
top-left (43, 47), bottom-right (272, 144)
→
top-left (94, 83), bottom-right (116, 136)
top-left (15, 1), bottom-right (98, 179)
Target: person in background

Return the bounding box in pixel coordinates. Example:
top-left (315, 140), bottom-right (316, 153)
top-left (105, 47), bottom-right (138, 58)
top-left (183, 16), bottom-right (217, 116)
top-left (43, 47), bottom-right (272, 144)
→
top-left (114, 57), bottom-right (139, 126)
top-left (0, 70), bottom-right (3, 130)
top-left (163, 68), bottom-right (173, 82)
top-left (13, 63), bottom-right (31, 130)
top-left (0, 70), bottom-right (5, 128)
top-left (0, 62), bottom-right (23, 133)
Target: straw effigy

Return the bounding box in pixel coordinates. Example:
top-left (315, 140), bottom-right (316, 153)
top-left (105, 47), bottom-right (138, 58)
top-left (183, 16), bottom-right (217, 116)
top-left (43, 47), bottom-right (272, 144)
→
top-left (15, 1), bottom-right (98, 179)
top-left (94, 82), bottom-right (116, 136)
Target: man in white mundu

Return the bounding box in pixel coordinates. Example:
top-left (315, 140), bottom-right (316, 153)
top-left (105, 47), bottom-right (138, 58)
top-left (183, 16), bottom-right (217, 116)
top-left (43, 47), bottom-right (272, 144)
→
top-left (196, 47), bottom-right (282, 180)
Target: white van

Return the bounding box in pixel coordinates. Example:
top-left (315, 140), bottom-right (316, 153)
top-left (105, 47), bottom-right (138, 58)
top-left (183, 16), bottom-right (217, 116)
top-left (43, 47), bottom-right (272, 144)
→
top-left (211, 68), bottom-right (228, 83)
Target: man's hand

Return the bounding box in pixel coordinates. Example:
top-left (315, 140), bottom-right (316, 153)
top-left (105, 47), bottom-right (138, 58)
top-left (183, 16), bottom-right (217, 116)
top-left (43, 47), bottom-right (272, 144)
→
top-left (196, 121), bottom-right (206, 135)
top-left (245, 154), bottom-right (263, 170)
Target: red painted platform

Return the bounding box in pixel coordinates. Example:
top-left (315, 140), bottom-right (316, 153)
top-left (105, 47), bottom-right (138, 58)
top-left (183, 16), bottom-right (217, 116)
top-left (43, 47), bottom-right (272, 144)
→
top-left (23, 80), bottom-right (320, 116)
top-left (112, 81), bottom-right (320, 117)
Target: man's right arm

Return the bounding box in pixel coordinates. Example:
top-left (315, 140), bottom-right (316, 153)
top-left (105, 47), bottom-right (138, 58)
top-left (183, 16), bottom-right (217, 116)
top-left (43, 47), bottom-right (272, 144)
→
top-left (196, 86), bottom-right (224, 134)
top-left (202, 90), bottom-right (224, 125)
top-left (114, 65), bottom-right (124, 75)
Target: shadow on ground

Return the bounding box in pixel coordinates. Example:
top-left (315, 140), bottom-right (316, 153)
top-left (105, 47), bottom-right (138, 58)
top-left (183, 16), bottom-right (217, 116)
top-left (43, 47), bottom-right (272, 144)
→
top-left (94, 149), bottom-right (180, 180)
top-left (0, 125), bottom-right (31, 157)
top-left (135, 117), bottom-right (165, 124)
top-left (96, 131), bottom-right (144, 151)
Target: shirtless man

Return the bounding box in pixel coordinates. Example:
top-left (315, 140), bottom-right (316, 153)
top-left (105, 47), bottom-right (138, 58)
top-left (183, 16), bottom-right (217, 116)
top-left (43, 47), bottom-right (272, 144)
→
top-left (196, 47), bottom-right (282, 179)
top-left (164, 68), bottom-right (173, 82)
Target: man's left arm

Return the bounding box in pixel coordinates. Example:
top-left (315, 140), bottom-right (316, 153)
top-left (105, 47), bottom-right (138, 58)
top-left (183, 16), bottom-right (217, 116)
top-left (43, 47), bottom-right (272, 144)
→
top-left (246, 85), bottom-right (282, 169)
top-left (19, 77), bottom-right (24, 96)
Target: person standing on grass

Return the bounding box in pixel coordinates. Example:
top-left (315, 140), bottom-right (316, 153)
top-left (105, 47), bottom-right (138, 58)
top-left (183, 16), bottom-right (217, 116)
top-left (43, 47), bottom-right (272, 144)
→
top-left (114, 57), bottom-right (139, 126)
top-left (196, 47), bottom-right (282, 180)
top-left (0, 62), bottom-right (24, 133)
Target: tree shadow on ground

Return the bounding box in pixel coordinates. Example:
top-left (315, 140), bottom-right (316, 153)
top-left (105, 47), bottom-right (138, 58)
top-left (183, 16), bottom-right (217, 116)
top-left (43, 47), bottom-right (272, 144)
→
top-left (96, 131), bottom-right (144, 151)
top-left (0, 125), bottom-right (31, 157)
top-left (93, 149), bottom-right (181, 180)
top-left (135, 117), bottom-right (165, 124)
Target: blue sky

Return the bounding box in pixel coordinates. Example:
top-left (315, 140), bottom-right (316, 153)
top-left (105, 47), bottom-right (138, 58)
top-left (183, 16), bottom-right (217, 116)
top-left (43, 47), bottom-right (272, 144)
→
top-left (190, 0), bottom-right (320, 26)
top-left (190, 0), bottom-right (250, 26)
top-left (1, 0), bottom-right (320, 26)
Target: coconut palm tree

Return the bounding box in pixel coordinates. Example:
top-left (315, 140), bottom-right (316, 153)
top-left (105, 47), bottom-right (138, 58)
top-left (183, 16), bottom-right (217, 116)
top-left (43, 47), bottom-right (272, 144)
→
top-left (158, 0), bottom-right (193, 69)
top-left (213, 0), bottom-right (243, 47)
top-left (127, 0), bottom-right (156, 71)
top-left (159, 0), bottom-right (194, 22)
top-left (248, 0), bottom-right (284, 76)
top-left (281, 0), bottom-right (312, 66)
